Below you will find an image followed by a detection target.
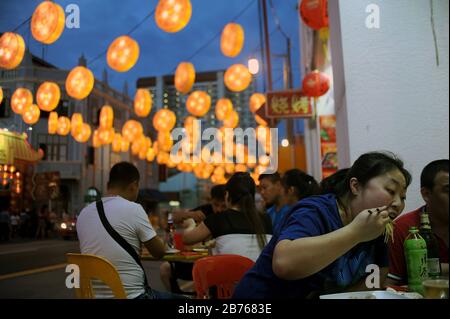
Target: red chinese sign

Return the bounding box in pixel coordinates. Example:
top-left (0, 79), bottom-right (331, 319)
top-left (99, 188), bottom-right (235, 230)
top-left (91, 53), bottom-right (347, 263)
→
top-left (265, 90), bottom-right (313, 119)
top-left (319, 115), bottom-right (338, 178)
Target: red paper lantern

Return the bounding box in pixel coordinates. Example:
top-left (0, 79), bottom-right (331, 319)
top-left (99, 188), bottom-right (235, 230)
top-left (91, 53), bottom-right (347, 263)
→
top-left (299, 0), bottom-right (329, 30)
top-left (31, 1), bottom-right (65, 44)
top-left (100, 105), bottom-right (114, 129)
top-left (221, 23), bottom-right (244, 58)
top-left (303, 70), bottom-right (330, 97)
top-left (153, 109), bottom-right (176, 132)
top-left (146, 148), bottom-right (156, 162)
top-left (98, 127), bottom-right (115, 145)
top-left (122, 120), bottom-right (144, 142)
top-left (215, 98), bottom-right (233, 121)
top-left (57, 116), bottom-right (71, 136)
top-left (0, 32), bottom-right (25, 69)
top-left (155, 0), bottom-right (192, 33)
top-left (73, 123), bottom-right (91, 143)
top-left (249, 93), bottom-right (266, 113)
top-left (223, 110), bottom-right (239, 129)
top-left (22, 104), bottom-right (40, 124)
top-left (107, 35), bottom-right (140, 72)
top-left (134, 89), bottom-right (152, 117)
top-left (65, 66), bottom-right (94, 100)
top-left (37, 81), bottom-right (60, 112)
top-left (70, 113), bottom-right (83, 136)
top-left (48, 112), bottom-right (58, 134)
top-left (186, 91), bottom-right (211, 117)
top-left (224, 64), bottom-right (252, 92)
top-left (11, 88), bottom-right (33, 115)
top-left (175, 62), bottom-right (195, 94)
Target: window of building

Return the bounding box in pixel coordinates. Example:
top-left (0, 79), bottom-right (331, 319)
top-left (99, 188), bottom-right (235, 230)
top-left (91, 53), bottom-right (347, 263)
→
top-left (37, 134), bottom-right (69, 161)
top-left (0, 88), bottom-right (10, 118)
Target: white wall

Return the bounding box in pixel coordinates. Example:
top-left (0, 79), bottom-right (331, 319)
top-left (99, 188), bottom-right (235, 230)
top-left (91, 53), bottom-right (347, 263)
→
top-left (329, 0), bottom-right (449, 211)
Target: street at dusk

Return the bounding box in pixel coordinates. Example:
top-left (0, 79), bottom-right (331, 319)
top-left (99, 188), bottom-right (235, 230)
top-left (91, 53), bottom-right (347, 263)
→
top-left (0, 0), bottom-right (448, 308)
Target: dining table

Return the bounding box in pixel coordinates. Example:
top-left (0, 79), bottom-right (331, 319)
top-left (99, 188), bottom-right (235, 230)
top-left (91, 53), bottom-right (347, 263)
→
top-left (141, 247), bottom-right (209, 262)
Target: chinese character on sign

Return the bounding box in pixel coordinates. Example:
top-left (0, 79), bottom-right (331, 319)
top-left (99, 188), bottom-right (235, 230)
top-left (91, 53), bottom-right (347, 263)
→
top-left (271, 96), bottom-right (289, 115)
top-left (266, 90), bottom-right (312, 119)
top-left (292, 96), bottom-right (310, 115)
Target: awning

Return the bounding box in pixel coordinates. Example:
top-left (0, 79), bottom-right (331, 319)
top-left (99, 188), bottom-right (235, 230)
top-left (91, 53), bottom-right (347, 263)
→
top-left (0, 129), bottom-right (44, 165)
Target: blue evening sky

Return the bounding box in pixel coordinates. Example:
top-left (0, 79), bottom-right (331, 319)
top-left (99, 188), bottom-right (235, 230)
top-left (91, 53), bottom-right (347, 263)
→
top-left (0, 0), bottom-right (303, 95)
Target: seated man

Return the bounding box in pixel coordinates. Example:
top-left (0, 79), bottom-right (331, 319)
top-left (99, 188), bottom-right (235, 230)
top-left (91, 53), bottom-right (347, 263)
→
top-left (386, 159), bottom-right (449, 286)
top-left (77, 162), bottom-right (174, 299)
top-left (159, 184), bottom-right (227, 293)
top-left (172, 184), bottom-right (227, 224)
top-left (259, 173), bottom-right (291, 231)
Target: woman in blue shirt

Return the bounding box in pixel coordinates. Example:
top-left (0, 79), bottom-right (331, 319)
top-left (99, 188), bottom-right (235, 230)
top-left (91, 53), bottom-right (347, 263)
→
top-left (233, 152), bottom-right (411, 299)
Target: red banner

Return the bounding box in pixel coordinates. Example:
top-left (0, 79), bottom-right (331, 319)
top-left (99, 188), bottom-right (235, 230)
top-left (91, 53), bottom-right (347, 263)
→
top-left (265, 90), bottom-right (313, 119)
top-left (319, 115), bottom-right (338, 178)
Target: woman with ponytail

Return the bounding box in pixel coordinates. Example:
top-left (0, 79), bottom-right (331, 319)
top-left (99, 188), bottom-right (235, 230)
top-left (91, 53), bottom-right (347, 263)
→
top-left (183, 172), bottom-right (272, 261)
top-left (281, 169), bottom-right (320, 206)
top-left (233, 152), bottom-right (412, 299)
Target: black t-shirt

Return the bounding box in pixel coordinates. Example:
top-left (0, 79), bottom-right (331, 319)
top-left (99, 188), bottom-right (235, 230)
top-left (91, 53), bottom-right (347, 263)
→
top-left (191, 204), bottom-right (215, 218)
top-left (203, 209), bottom-right (273, 238)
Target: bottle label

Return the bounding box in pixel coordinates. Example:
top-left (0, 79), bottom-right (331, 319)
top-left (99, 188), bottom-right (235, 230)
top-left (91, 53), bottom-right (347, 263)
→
top-left (427, 258), bottom-right (441, 277)
top-left (405, 246), bottom-right (428, 294)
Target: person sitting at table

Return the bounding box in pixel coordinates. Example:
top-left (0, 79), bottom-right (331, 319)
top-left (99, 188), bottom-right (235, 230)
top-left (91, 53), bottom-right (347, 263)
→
top-left (183, 172), bottom-right (273, 261)
top-left (159, 184), bottom-right (227, 293)
top-left (232, 151), bottom-right (411, 299)
top-left (278, 169), bottom-right (320, 232)
top-left (386, 159), bottom-right (449, 286)
top-left (77, 162), bottom-right (181, 299)
top-left (172, 184), bottom-right (227, 225)
top-left (258, 172), bottom-right (291, 232)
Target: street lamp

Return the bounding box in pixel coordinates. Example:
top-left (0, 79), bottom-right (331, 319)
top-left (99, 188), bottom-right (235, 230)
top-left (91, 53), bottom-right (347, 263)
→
top-left (248, 58), bottom-right (260, 75)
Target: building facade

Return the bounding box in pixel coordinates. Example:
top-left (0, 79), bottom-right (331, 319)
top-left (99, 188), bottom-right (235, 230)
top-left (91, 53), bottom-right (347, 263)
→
top-left (0, 51), bottom-right (158, 216)
top-left (137, 70), bottom-right (257, 131)
top-left (136, 70), bottom-right (257, 208)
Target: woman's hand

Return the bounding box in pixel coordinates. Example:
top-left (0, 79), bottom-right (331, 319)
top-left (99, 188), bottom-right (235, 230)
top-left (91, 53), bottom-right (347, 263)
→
top-left (348, 206), bottom-right (390, 243)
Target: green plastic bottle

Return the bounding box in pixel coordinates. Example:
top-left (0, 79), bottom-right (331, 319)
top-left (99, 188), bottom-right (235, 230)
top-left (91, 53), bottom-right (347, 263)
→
top-left (404, 227), bottom-right (428, 295)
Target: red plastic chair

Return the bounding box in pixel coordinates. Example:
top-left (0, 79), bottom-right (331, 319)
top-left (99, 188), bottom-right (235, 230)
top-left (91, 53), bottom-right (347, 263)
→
top-left (192, 254), bottom-right (255, 299)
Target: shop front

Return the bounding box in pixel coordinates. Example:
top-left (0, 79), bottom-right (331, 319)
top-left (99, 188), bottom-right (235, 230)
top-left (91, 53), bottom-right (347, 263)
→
top-left (0, 129), bottom-right (43, 213)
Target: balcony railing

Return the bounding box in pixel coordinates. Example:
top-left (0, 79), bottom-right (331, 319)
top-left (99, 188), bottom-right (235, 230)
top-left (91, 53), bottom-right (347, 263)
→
top-left (36, 161), bottom-right (83, 180)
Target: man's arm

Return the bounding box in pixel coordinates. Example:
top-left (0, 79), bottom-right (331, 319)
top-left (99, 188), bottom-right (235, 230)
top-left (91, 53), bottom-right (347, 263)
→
top-left (143, 236), bottom-right (166, 259)
top-left (183, 222), bottom-right (212, 245)
top-left (173, 209), bottom-right (205, 224)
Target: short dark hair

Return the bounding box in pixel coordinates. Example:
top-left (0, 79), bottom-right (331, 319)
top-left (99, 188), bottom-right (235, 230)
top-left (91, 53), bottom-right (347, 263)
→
top-left (258, 172), bottom-right (281, 183)
top-left (421, 160), bottom-right (449, 189)
top-left (282, 169), bottom-right (320, 200)
top-left (210, 184), bottom-right (226, 201)
top-left (107, 162), bottom-right (140, 189)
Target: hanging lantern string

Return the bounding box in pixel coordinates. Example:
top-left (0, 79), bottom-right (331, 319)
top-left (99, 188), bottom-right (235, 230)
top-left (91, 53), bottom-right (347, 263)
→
top-left (169, 0), bottom-right (257, 74)
top-left (87, 9), bottom-right (156, 66)
top-left (268, 0), bottom-right (290, 41)
top-left (272, 73), bottom-right (285, 88)
top-left (11, 16), bottom-right (32, 32)
top-left (249, 28), bottom-right (277, 55)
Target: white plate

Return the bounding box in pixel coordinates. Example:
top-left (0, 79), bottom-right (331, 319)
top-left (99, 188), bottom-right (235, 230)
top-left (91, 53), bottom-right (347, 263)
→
top-left (320, 290), bottom-right (409, 299)
top-left (165, 248), bottom-right (181, 254)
